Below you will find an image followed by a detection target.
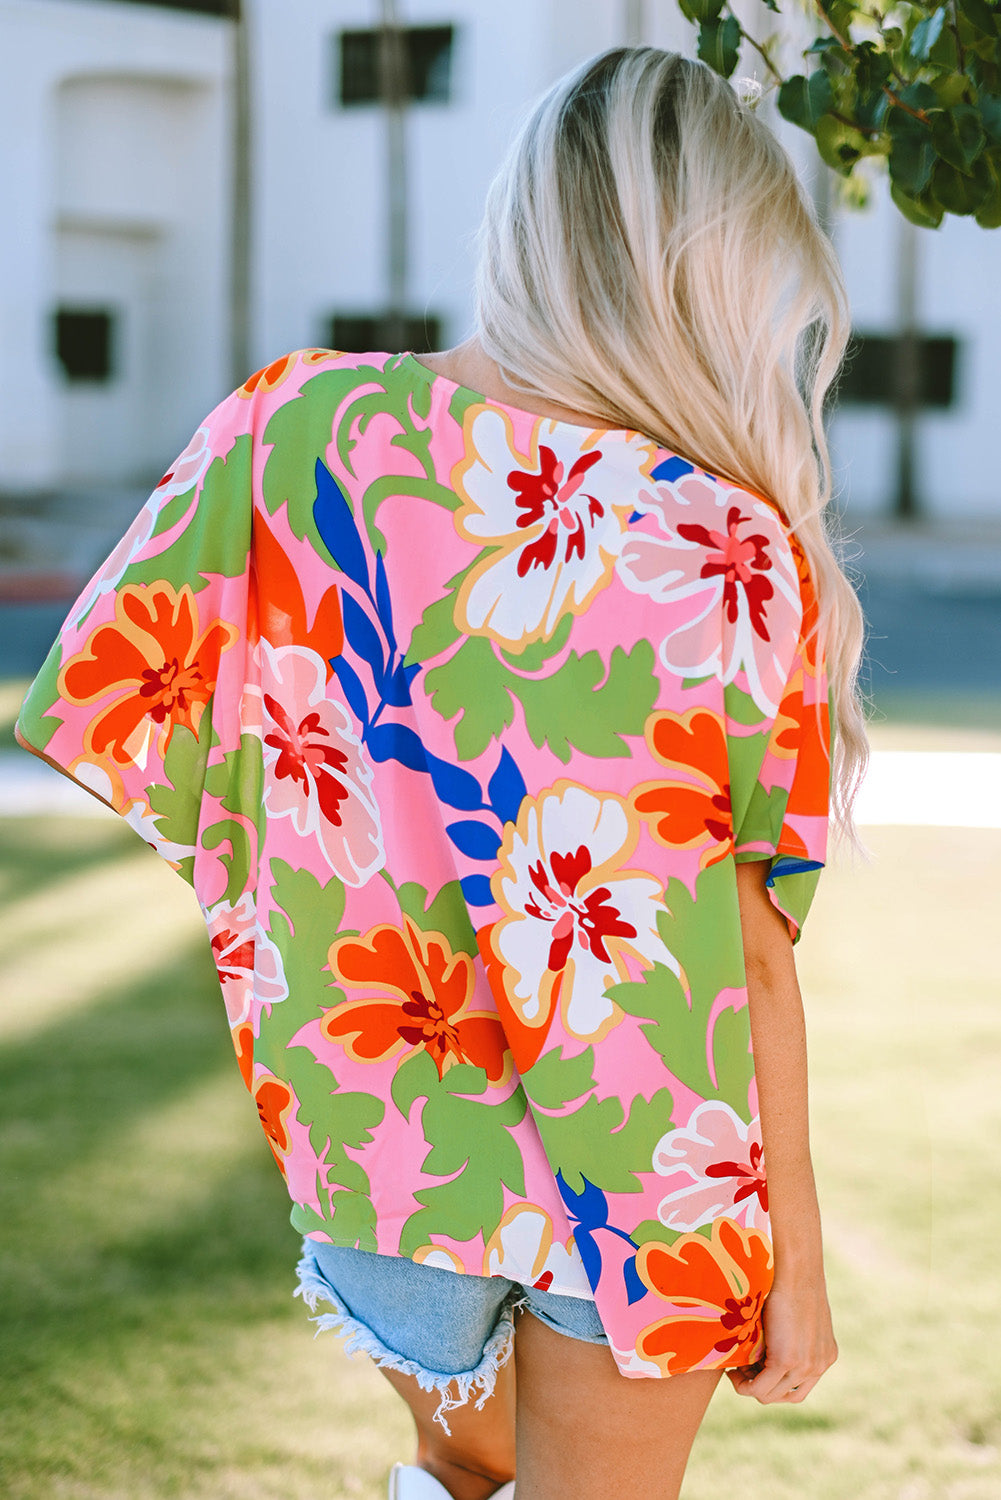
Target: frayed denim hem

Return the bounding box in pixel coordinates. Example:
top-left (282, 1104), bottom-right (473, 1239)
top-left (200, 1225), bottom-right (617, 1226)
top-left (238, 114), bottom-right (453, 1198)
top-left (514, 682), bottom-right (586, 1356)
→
top-left (294, 1242), bottom-right (516, 1435)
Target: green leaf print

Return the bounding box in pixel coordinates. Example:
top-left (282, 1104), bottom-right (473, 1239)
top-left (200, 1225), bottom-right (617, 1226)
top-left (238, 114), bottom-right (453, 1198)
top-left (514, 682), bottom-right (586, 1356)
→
top-left (125, 435), bottom-right (253, 592)
top-left (724, 680), bottom-right (770, 729)
top-left (265, 861), bottom-right (348, 1047)
top-left (261, 366), bottom-right (387, 541)
top-left (606, 864), bottom-right (751, 1115)
top-left (630, 1218), bottom-right (682, 1249)
top-left (531, 1087), bottom-right (675, 1196)
top-left (201, 817), bottom-right (253, 907)
top-left (514, 641), bottom-right (659, 764)
top-left (391, 1048), bottom-right (441, 1120)
top-left (424, 636), bottom-right (659, 765)
top-left (203, 733), bottom-right (264, 823)
top-left (259, 859), bottom-right (383, 1204)
top-left (394, 878), bottom-right (478, 957)
top-left (500, 614), bottom-right (573, 671)
top-left (425, 637), bottom-right (515, 761)
top-left (292, 1195), bottom-right (378, 1253)
top-left (405, 591), bottom-right (461, 666)
top-left (146, 718), bottom-right (213, 880)
top-left (522, 1044), bottom-right (597, 1109)
top-left (398, 1085), bottom-right (528, 1255)
top-left (710, 1004), bottom-right (755, 1120)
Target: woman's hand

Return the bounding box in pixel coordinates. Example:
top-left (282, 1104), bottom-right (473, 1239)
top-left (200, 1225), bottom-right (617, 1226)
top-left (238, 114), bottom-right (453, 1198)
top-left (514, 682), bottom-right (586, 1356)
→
top-left (726, 1269), bottom-right (838, 1404)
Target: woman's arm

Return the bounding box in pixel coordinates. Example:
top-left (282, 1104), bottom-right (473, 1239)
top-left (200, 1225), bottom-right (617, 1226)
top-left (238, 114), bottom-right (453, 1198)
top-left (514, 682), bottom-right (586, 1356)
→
top-left (727, 858), bottom-right (838, 1405)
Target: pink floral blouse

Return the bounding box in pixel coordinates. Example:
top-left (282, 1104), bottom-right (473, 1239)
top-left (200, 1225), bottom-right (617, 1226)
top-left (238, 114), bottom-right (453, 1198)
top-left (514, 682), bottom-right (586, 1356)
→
top-left (18, 349), bottom-right (831, 1380)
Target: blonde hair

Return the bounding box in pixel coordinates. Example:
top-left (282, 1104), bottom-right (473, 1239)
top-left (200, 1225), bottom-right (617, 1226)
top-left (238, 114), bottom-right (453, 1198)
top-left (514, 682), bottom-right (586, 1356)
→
top-left (474, 47), bottom-right (867, 839)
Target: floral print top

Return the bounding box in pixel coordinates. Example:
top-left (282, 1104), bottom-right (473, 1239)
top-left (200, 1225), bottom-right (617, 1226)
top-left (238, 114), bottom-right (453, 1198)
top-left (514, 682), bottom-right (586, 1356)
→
top-left (18, 349), bottom-right (831, 1380)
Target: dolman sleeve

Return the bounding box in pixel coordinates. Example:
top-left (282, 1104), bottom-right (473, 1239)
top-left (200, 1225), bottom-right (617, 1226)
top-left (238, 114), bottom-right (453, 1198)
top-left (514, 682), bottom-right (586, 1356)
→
top-left (16, 391), bottom-right (254, 889)
top-left (727, 527), bottom-right (832, 941)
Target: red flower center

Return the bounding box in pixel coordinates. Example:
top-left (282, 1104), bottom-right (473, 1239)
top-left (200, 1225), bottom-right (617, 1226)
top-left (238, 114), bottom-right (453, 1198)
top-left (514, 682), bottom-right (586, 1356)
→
top-left (399, 989), bottom-right (462, 1059)
top-left (264, 693), bottom-right (351, 824)
top-left (139, 656), bottom-right (207, 722)
top-left (714, 1290), bottom-right (765, 1353)
top-left (524, 846), bottom-right (638, 973)
top-left (508, 447), bottom-right (605, 576)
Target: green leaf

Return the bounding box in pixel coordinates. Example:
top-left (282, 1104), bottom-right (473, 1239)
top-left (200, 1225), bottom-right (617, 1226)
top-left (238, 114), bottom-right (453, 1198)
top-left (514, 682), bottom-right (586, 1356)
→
top-left (930, 71), bottom-right (972, 108)
top-left (147, 719), bottom-right (212, 865)
top-left (391, 1048), bottom-right (441, 1119)
top-left (405, 591), bottom-right (462, 666)
top-left (125, 435), bottom-right (253, 593)
top-left (711, 1004), bottom-right (755, 1118)
top-left (203, 733), bottom-right (264, 823)
top-left (778, 72), bottom-right (836, 132)
top-left (931, 104), bottom-right (987, 168)
top-left (631, 1218), bottom-right (681, 1248)
top-left (201, 816), bottom-right (252, 907)
top-left (815, 113), bottom-right (872, 174)
top-left (395, 878), bottom-right (478, 957)
top-left (888, 116), bottom-right (937, 196)
top-left (514, 640), bottom-right (659, 764)
top-left (500, 612), bottom-right (573, 671)
top-left (678, 0), bottom-right (724, 21)
top-left (974, 151), bottom-right (1001, 223)
top-left (910, 6), bottom-right (947, 62)
top-left (532, 1087), bottom-right (675, 1195)
top-left (697, 15), bottom-right (742, 79)
top-left (981, 93), bottom-right (1001, 144)
top-left (265, 860), bottom-right (347, 1048)
top-left (890, 178), bottom-right (946, 227)
top-left (425, 636), bottom-right (516, 761)
top-left (959, 0), bottom-right (1001, 34)
top-left (398, 1085), bottom-right (528, 1253)
top-left (932, 153), bottom-right (993, 212)
top-left (523, 1045), bottom-right (597, 1110)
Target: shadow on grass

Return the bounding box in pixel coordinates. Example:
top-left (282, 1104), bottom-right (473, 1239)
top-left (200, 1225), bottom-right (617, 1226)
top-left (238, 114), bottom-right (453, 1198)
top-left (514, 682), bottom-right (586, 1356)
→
top-left (0, 815), bottom-right (150, 908)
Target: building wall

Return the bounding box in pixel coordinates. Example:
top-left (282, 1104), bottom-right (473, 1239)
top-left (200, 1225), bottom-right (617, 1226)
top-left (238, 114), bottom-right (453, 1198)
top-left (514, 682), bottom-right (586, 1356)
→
top-left (0, 0), bottom-right (231, 491)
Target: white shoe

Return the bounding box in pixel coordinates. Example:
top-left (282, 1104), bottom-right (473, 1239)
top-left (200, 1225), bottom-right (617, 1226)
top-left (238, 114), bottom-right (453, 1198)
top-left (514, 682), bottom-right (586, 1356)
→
top-left (388, 1464), bottom-right (454, 1499)
top-left (388, 1464), bottom-right (515, 1499)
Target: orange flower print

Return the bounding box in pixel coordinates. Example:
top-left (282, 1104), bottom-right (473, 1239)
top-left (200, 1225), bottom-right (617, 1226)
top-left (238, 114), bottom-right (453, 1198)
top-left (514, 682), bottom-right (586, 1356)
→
top-left (771, 671), bottom-right (831, 823)
top-left (58, 582), bottom-right (237, 766)
top-left (253, 1073), bottom-right (296, 1175)
top-left (323, 917), bottom-right (510, 1084)
top-left (631, 709), bottom-right (733, 869)
top-left (237, 348), bottom-right (335, 399)
top-left (635, 1218), bottom-right (774, 1375)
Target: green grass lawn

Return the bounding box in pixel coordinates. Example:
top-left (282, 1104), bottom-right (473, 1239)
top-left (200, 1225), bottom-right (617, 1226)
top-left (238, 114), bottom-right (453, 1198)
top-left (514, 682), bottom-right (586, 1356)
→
top-left (1, 707), bottom-right (1000, 1497)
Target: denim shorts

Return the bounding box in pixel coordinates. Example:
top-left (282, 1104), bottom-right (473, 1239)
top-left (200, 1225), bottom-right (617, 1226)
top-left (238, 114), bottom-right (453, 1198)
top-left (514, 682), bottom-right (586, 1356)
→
top-left (295, 1238), bottom-right (607, 1430)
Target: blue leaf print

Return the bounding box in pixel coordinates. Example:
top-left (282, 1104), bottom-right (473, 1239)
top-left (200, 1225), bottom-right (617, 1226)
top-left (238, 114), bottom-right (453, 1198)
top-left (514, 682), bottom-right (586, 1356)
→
top-left (427, 753), bottom-right (483, 812)
top-left (381, 661), bottom-right (419, 708)
top-left (487, 747), bottom-right (527, 825)
top-left (330, 656), bottom-right (370, 728)
top-left (366, 722), bottom-right (429, 772)
top-left (313, 460), bottom-right (369, 588)
top-left (447, 820), bottom-right (502, 860)
top-left (556, 1172), bottom-right (610, 1231)
top-left (652, 455), bottom-right (695, 483)
top-left (767, 856), bottom-right (824, 886)
top-left (374, 551), bottom-right (397, 651)
top-left (460, 874), bottom-right (495, 907)
top-left (341, 593), bottom-right (385, 679)
top-left (623, 1254), bottom-right (647, 1306)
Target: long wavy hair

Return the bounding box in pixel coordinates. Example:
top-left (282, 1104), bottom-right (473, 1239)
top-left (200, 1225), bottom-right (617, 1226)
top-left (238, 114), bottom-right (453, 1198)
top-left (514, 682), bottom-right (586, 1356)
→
top-left (474, 47), bottom-right (867, 838)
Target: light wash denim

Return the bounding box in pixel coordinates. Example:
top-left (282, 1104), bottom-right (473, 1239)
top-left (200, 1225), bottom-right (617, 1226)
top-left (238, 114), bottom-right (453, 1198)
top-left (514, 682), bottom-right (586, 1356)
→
top-left (295, 1239), bottom-right (607, 1431)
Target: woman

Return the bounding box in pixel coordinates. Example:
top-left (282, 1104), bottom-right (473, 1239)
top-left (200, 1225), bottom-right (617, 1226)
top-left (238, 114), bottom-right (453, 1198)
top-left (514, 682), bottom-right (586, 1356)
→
top-left (18, 46), bottom-right (866, 1500)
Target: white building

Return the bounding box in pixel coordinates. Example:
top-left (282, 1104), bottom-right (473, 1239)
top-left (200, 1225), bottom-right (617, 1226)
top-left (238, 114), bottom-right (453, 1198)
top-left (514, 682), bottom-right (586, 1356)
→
top-left (0, 0), bottom-right (997, 520)
top-left (0, 0), bottom-right (232, 491)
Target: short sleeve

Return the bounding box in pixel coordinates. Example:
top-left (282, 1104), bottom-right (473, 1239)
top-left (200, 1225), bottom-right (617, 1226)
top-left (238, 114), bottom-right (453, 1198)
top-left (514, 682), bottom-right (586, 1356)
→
top-left (727, 530), bottom-right (831, 941)
top-left (16, 391), bottom-right (254, 888)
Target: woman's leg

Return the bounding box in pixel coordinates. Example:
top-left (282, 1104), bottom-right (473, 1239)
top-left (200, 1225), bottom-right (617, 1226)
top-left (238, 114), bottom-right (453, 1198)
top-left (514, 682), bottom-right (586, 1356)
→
top-left (512, 1310), bottom-right (721, 1500)
top-left (379, 1361), bottom-right (516, 1500)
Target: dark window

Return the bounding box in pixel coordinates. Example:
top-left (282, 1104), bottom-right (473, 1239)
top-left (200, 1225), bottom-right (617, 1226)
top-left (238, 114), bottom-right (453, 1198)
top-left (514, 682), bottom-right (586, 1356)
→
top-left (54, 308), bottom-right (116, 382)
top-left (336, 26), bottom-right (455, 107)
top-left (835, 332), bottom-right (958, 409)
top-left (328, 312), bottom-right (442, 356)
